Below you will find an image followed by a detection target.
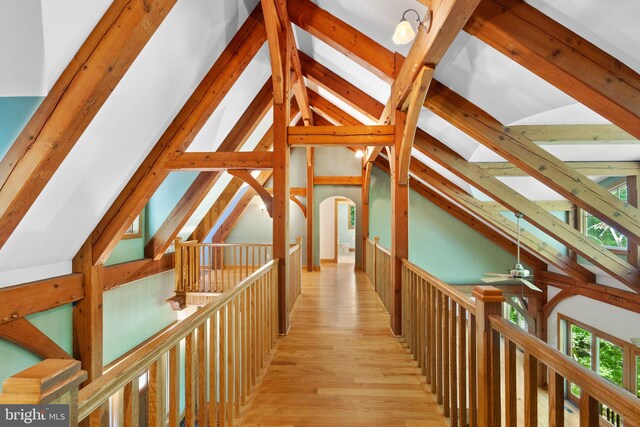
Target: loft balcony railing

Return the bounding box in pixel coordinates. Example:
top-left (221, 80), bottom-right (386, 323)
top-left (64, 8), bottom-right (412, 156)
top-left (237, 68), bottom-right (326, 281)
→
top-left (364, 237), bottom-right (640, 427)
top-left (0, 241), bottom-right (303, 426)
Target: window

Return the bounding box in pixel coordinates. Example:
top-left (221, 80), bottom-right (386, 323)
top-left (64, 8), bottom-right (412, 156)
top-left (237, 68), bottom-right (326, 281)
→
top-left (583, 182), bottom-right (628, 250)
top-left (504, 298), bottom-right (528, 331)
top-left (123, 214), bottom-right (142, 239)
top-left (559, 315), bottom-right (639, 426)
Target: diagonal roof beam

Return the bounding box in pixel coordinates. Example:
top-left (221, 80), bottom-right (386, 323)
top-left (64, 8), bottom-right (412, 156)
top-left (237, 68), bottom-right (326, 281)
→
top-left (0, 0), bottom-right (177, 251)
top-left (143, 80), bottom-right (273, 259)
top-left (90, 6), bottom-right (267, 265)
top-left (464, 0), bottom-right (640, 139)
top-left (425, 81), bottom-right (640, 247)
top-left (415, 130), bottom-right (640, 292)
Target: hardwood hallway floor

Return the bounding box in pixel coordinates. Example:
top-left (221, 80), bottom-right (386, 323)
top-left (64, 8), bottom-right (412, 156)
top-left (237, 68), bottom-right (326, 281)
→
top-left (242, 262), bottom-right (447, 426)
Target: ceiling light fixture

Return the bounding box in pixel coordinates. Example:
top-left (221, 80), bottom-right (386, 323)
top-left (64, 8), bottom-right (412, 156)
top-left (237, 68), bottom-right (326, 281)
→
top-left (355, 148), bottom-right (365, 159)
top-left (392, 8), bottom-right (431, 45)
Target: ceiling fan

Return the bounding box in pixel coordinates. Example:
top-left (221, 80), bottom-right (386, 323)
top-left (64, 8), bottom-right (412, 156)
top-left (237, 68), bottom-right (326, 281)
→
top-left (482, 212), bottom-right (542, 292)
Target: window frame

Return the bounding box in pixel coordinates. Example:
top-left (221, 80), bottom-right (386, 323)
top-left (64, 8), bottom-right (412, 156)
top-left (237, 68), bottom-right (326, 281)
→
top-left (580, 179), bottom-right (629, 253)
top-left (558, 314), bottom-right (638, 424)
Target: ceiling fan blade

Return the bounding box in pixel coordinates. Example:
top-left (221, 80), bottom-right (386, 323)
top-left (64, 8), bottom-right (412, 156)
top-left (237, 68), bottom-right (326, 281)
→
top-left (519, 278), bottom-right (542, 292)
top-left (481, 276), bottom-right (510, 283)
top-left (484, 272), bottom-right (509, 277)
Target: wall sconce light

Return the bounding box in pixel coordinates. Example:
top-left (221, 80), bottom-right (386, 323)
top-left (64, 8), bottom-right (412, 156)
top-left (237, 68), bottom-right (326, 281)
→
top-left (260, 203), bottom-right (267, 213)
top-left (392, 8), bottom-right (431, 45)
top-left (355, 147), bottom-right (365, 159)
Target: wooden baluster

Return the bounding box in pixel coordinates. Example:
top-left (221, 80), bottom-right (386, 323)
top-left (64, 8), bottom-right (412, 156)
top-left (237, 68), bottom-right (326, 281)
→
top-left (411, 272), bottom-right (417, 358)
top-left (579, 393), bottom-right (599, 427)
top-left (443, 295), bottom-right (450, 417)
top-left (197, 324), bottom-right (207, 427)
top-left (549, 369), bottom-right (565, 427)
top-left (221, 247), bottom-right (226, 292)
top-left (228, 300), bottom-right (235, 425)
top-left (123, 378), bottom-right (139, 427)
top-left (183, 245), bottom-right (189, 292)
top-left (209, 314), bottom-right (218, 427)
top-left (436, 290), bottom-right (444, 402)
top-left (234, 298), bottom-right (241, 416)
top-left (425, 281), bottom-right (432, 383)
top-left (418, 275), bottom-right (425, 374)
top-left (168, 345), bottom-right (180, 427)
top-left (149, 357), bottom-right (166, 427)
top-left (524, 351), bottom-right (538, 427)
top-left (473, 286), bottom-right (504, 427)
top-left (251, 281), bottom-right (257, 385)
top-left (242, 290), bottom-right (249, 405)
top-left (174, 238), bottom-right (182, 293)
top-left (259, 276), bottom-right (264, 370)
top-left (402, 267), bottom-right (408, 344)
top-left (220, 306), bottom-right (227, 427)
top-left (505, 339), bottom-right (517, 427)
top-left (450, 300), bottom-right (458, 426)
top-left (185, 333), bottom-right (196, 427)
top-left (468, 314), bottom-right (477, 427)
top-left (429, 284), bottom-right (437, 392)
top-left (458, 307), bottom-right (467, 427)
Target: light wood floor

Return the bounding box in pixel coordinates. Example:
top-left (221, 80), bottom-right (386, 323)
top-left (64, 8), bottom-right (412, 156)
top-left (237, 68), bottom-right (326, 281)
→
top-left (242, 262), bottom-right (447, 426)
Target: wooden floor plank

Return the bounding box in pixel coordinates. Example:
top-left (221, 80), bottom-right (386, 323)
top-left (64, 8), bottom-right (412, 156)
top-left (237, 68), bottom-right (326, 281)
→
top-left (242, 262), bottom-right (446, 426)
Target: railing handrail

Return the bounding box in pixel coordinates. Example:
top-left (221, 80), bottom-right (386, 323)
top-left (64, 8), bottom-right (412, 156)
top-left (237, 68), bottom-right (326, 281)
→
top-left (402, 258), bottom-right (476, 314)
top-left (376, 244), bottom-right (391, 256)
top-left (489, 314), bottom-right (640, 421)
top-left (289, 243), bottom-right (301, 256)
top-left (179, 242), bottom-right (273, 248)
top-left (77, 259), bottom-right (279, 420)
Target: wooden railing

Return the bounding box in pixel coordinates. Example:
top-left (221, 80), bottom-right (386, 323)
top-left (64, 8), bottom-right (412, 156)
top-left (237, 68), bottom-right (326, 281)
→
top-left (0, 261), bottom-right (280, 426)
top-left (364, 237), bottom-right (392, 313)
top-left (174, 238), bottom-right (272, 294)
top-left (400, 258), bottom-right (640, 427)
top-left (288, 239), bottom-right (303, 319)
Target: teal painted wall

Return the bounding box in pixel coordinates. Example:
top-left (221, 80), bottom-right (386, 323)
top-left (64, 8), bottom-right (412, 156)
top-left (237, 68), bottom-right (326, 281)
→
top-left (147, 172), bottom-right (199, 238)
top-left (0, 304), bottom-right (72, 386)
top-left (105, 207), bottom-right (148, 266)
top-left (368, 165), bottom-right (518, 284)
top-left (103, 271), bottom-right (178, 365)
top-left (337, 202), bottom-right (355, 247)
top-left (0, 97), bottom-right (43, 161)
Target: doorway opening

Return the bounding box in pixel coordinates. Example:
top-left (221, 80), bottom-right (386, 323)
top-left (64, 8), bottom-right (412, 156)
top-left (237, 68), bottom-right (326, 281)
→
top-left (319, 197), bottom-right (356, 265)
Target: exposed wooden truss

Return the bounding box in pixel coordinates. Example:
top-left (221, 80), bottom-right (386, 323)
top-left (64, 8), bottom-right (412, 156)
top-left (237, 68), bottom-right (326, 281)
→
top-left (314, 176), bottom-right (362, 186)
top-left (508, 125), bottom-right (637, 143)
top-left (415, 131), bottom-right (640, 291)
top-left (475, 161), bottom-right (640, 177)
top-left (229, 170), bottom-right (274, 217)
top-left (0, 0), bottom-right (177, 251)
top-left (90, 5), bottom-right (267, 265)
top-left (425, 81), bottom-right (640, 248)
top-left (103, 254), bottom-right (173, 291)
top-left (164, 152), bottom-right (273, 171)
top-left (287, 125), bottom-right (394, 147)
top-left (143, 79), bottom-right (274, 260)
top-left (465, 0), bottom-right (640, 139)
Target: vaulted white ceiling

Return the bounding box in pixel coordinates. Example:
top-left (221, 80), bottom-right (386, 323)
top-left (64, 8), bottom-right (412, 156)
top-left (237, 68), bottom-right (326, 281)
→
top-left (0, 0), bottom-right (638, 285)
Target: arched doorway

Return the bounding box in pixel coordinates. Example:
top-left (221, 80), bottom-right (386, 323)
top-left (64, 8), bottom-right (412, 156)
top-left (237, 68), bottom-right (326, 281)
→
top-left (319, 196), bottom-right (356, 265)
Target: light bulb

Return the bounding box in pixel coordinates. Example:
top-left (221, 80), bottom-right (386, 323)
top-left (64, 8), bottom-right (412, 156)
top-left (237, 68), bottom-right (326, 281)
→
top-left (355, 148), bottom-right (365, 159)
top-left (392, 19), bottom-right (416, 45)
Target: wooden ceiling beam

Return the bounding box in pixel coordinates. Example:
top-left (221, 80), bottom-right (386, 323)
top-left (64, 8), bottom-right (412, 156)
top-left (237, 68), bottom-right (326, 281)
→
top-left (0, 0), bottom-right (177, 251)
top-left (0, 318), bottom-right (72, 360)
top-left (380, 0), bottom-right (480, 123)
top-left (290, 195), bottom-right (307, 217)
top-left (288, 0), bottom-right (394, 83)
top-left (314, 176), bottom-right (362, 186)
top-left (481, 200), bottom-right (574, 212)
top-left (508, 125), bottom-right (637, 143)
top-left (407, 154), bottom-right (593, 282)
top-left (374, 156), bottom-right (544, 272)
top-left (165, 152), bottom-right (274, 171)
top-left (425, 81), bottom-right (640, 247)
top-left (265, 187), bottom-right (306, 196)
top-left (144, 83), bottom-right (278, 259)
top-left (90, 6), bottom-right (267, 265)
top-left (415, 130), bottom-right (640, 291)
top-left (465, 0), bottom-right (640, 139)
top-left (287, 125), bottom-right (394, 147)
top-left (476, 161), bottom-right (640, 177)
top-left (261, 0), bottom-right (285, 103)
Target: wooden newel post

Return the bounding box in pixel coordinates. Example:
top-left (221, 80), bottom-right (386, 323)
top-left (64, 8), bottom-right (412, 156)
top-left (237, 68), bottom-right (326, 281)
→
top-left (0, 359), bottom-right (87, 426)
top-left (473, 286), bottom-right (505, 427)
top-left (174, 237), bottom-right (182, 293)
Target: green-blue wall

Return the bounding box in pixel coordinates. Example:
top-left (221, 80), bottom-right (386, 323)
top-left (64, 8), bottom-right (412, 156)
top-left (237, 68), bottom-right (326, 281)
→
top-left (368, 166), bottom-right (517, 284)
top-left (0, 97), bottom-right (43, 161)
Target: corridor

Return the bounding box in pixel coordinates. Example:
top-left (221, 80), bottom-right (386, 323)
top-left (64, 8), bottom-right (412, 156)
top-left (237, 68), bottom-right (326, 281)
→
top-left (242, 262), bottom-right (447, 426)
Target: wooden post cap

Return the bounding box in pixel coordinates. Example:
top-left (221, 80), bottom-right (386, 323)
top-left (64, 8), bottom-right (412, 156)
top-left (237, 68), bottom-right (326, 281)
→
top-left (296, 237), bottom-right (303, 244)
top-left (373, 236), bottom-right (380, 243)
top-left (472, 286), bottom-right (506, 303)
